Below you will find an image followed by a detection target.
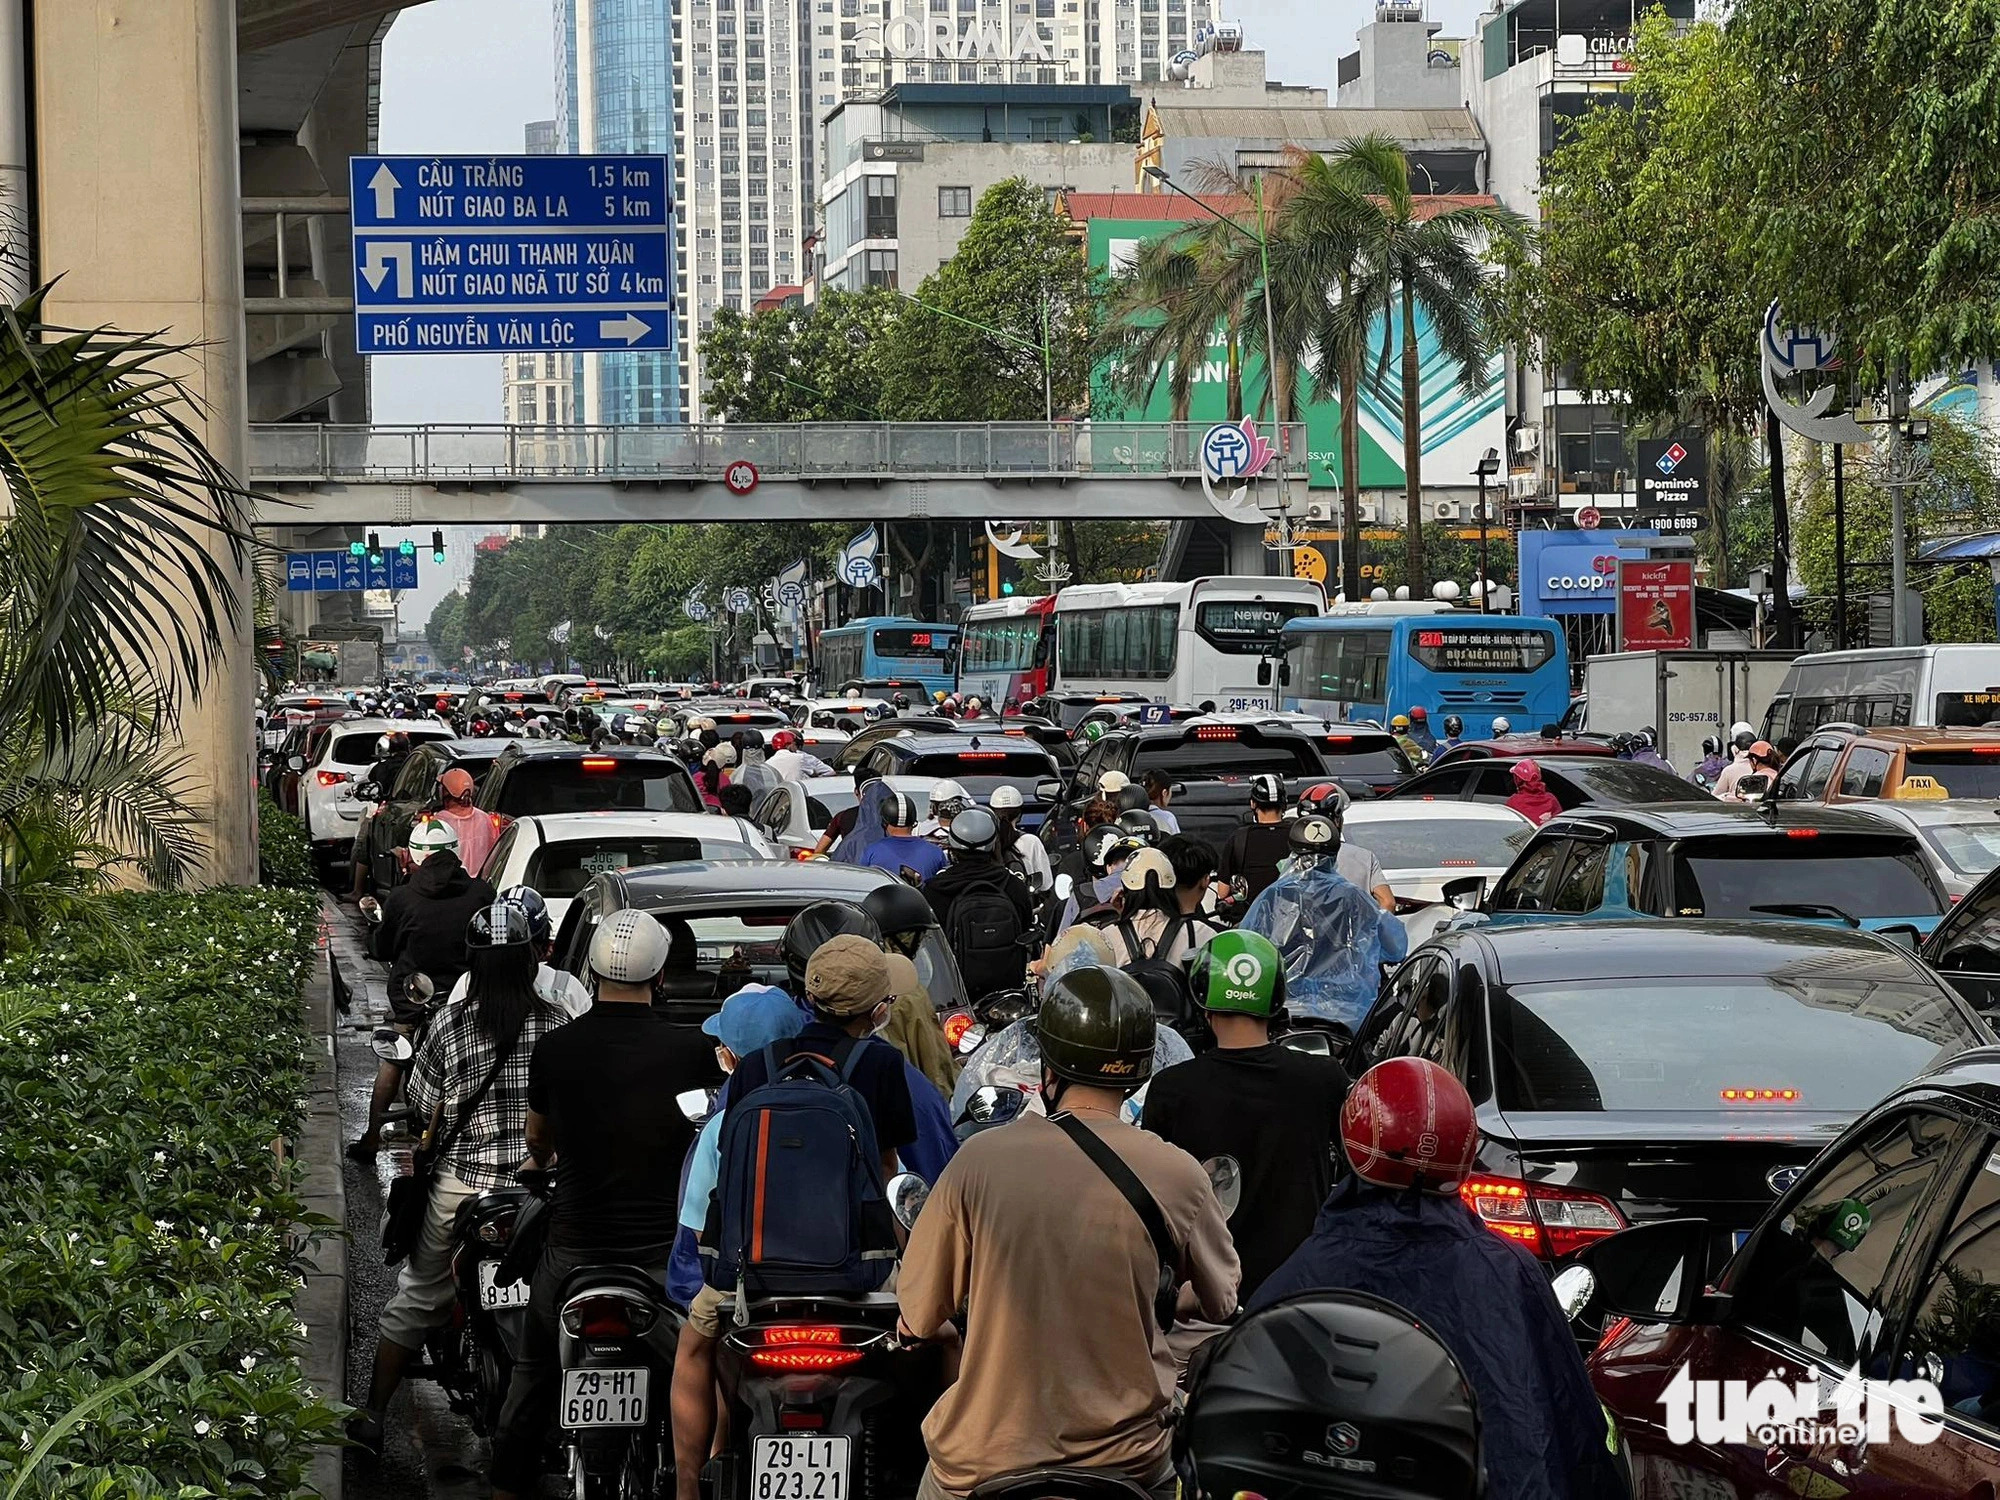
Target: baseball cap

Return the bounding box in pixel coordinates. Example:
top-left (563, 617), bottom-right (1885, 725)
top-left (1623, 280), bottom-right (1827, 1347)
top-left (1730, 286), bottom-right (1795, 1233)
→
top-left (439, 767), bottom-right (476, 798)
top-left (702, 983), bottom-right (807, 1057)
top-left (805, 934), bottom-right (891, 1015)
top-left (989, 784), bottom-right (1024, 811)
top-left (883, 951), bottom-right (923, 1000)
top-left (1098, 770), bottom-right (1131, 795)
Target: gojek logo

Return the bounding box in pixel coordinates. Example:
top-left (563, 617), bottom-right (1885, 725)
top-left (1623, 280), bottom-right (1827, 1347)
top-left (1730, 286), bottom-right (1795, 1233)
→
top-left (1655, 442), bottom-right (1688, 475)
top-left (1659, 1364), bottom-right (1944, 1448)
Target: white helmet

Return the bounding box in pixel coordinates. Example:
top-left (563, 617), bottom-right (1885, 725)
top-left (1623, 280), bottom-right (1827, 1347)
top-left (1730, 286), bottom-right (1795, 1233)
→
top-left (1491, 716), bottom-right (1512, 735)
top-left (930, 779), bottom-right (972, 818)
top-left (1730, 721), bottom-right (1754, 740)
top-left (407, 817), bottom-right (459, 865)
top-left (989, 784), bottom-right (1024, 811)
top-left (588, 908), bottom-right (672, 984)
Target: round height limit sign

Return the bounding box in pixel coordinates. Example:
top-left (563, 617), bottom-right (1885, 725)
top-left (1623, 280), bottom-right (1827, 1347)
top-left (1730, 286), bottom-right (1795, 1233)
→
top-left (724, 460), bottom-right (759, 495)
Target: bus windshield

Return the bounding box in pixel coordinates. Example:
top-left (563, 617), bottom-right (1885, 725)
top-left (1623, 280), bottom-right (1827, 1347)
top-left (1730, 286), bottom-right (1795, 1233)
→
top-left (1283, 614), bottom-right (1567, 740)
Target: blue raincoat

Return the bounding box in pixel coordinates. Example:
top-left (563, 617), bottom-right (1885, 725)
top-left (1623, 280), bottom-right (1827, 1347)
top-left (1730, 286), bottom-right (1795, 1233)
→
top-left (1252, 1181), bottom-right (1628, 1500)
top-left (1241, 858), bottom-right (1408, 1027)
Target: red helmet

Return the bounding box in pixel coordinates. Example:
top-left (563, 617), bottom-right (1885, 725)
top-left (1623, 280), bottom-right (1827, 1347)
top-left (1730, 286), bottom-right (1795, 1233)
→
top-left (771, 728), bottom-right (799, 750)
top-left (1339, 1057), bottom-right (1479, 1194)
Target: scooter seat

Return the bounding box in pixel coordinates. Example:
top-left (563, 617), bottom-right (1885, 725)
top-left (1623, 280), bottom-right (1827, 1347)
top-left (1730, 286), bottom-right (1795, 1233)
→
top-left (969, 1469), bottom-right (1157, 1500)
top-left (556, 1262), bottom-right (670, 1305)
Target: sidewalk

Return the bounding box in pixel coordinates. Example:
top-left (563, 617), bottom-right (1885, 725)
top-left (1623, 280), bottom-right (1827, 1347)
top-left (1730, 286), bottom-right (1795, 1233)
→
top-left (299, 897), bottom-right (353, 1500)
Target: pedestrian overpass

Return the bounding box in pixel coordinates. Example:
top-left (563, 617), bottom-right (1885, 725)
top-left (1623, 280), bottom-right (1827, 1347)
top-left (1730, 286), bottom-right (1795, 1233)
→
top-left (247, 421), bottom-right (1309, 526)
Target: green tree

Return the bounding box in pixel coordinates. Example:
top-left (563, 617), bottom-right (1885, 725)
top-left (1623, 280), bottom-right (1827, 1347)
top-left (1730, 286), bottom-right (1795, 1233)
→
top-left (702, 288), bottom-right (903, 422)
top-left (881, 179), bottom-right (1103, 421)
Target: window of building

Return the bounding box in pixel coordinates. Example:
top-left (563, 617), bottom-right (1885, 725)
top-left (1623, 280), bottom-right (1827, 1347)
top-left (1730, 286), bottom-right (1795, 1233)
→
top-left (719, 63), bottom-right (737, 79)
top-left (864, 249), bottom-right (898, 287)
top-left (1028, 115), bottom-right (1064, 140)
top-left (749, 225), bottom-right (769, 243)
top-left (722, 224), bottom-right (742, 242)
top-left (865, 173), bottom-right (898, 237)
top-left (938, 185), bottom-right (972, 216)
top-left (821, 91), bottom-right (835, 102)
top-left (724, 272), bottom-right (743, 290)
top-left (1140, 38), bottom-right (1158, 56)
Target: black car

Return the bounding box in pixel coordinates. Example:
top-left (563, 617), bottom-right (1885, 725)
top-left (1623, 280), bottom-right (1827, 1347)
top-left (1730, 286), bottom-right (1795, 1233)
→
top-left (849, 732), bottom-right (1061, 830)
top-left (830, 716), bottom-right (957, 770)
top-left (1351, 920), bottom-right (1995, 1260)
top-left (359, 737), bottom-right (515, 890)
top-left (476, 742), bottom-right (702, 820)
top-left (1042, 715), bottom-right (1407, 855)
top-left (1016, 691), bottom-right (1158, 731)
top-left (550, 860), bottom-right (968, 1020)
top-left (1385, 754), bottom-right (1705, 811)
top-left (1919, 862), bottom-right (2000, 1013)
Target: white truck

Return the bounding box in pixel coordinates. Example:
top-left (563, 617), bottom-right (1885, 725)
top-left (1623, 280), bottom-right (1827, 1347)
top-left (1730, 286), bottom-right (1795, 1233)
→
top-left (1581, 650), bottom-right (1796, 775)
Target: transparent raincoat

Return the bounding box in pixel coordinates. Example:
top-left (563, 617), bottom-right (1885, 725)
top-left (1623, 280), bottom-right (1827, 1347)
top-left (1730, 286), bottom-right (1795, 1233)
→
top-left (831, 778), bottom-right (893, 864)
top-left (1240, 858), bottom-right (1409, 1028)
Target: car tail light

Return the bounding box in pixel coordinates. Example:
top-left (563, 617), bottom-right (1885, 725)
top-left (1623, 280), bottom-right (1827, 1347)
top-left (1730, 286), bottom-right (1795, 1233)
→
top-left (958, 752), bottom-right (1006, 762)
top-left (1194, 726), bottom-right (1238, 740)
top-left (790, 848), bottom-right (818, 862)
top-left (1784, 828), bottom-right (1819, 839)
top-left (561, 1293), bottom-right (657, 1339)
top-left (1458, 1175), bottom-right (1624, 1259)
top-left (1325, 734), bottom-right (1353, 745)
top-left (941, 1011), bottom-right (976, 1049)
top-left (1597, 1315), bottom-right (1632, 1352)
top-left (748, 1325), bottom-right (866, 1370)
top-left (581, 757), bottom-right (617, 770)
top-left (1720, 1087), bottom-right (1800, 1103)
top-left (315, 770), bottom-right (350, 787)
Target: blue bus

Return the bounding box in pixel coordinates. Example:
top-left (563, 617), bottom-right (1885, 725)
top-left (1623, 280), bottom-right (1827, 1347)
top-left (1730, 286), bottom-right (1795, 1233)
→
top-left (1279, 609), bottom-right (1570, 739)
top-left (816, 615), bottom-right (961, 698)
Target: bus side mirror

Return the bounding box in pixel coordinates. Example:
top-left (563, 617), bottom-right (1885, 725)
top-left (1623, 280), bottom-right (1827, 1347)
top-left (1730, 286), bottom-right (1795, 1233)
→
top-left (1257, 660), bottom-right (1272, 686)
top-left (1281, 661), bottom-right (1292, 685)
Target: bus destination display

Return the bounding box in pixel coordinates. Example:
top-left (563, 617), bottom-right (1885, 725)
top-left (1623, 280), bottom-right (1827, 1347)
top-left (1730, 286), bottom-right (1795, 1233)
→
top-left (1408, 628), bottom-right (1556, 673)
top-left (875, 628), bottom-right (956, 659)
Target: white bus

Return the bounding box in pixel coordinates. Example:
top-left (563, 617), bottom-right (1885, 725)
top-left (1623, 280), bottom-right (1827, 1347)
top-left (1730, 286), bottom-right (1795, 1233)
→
top-left (1053, 576), bottom-right (1324, 712)
top-left (1761, 645), bottom-right (2000, 742)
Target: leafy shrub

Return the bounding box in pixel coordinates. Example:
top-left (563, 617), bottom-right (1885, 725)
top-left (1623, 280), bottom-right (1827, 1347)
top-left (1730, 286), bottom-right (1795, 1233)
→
top-left (255, 792), bottom-right (315, 892)
top-left (0, 889), bottom-right (344, 1497)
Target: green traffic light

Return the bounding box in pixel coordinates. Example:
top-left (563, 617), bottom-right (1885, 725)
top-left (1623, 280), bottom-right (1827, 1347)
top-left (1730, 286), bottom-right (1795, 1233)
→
top-left (399, 539), bottom-right (417, 556)
top-left (349, 541), bottom-right (366, 556)
top-left (1000, 580), bottom-right (1015, 595)
top-left (432, 551), bottom-right (446, 564)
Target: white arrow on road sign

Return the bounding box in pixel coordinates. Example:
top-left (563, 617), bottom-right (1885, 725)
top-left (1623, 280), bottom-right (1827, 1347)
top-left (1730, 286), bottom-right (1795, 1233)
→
top-left (599, 313), bottom-right (652, 345)
top-left (360, 242), bottom-right (414, 298)
top-left (368, 163), bottom-right (402, 218)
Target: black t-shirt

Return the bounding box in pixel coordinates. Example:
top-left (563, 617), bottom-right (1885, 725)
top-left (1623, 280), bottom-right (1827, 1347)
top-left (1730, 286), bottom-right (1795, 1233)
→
top-left (1141, 1044), bottom-right (1350, 1299)
top-left (1218, 821), bottom-right (1293, 904)
top-left (529, 1003), bottom-right (718, 1259)
top-left (729, 1021), bottom-right (918, 1157)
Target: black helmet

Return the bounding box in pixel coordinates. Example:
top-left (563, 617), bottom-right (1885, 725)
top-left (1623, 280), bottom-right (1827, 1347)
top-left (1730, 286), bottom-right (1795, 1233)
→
top-left (1249, 772), bottom-right (1284, 808)
top-left (883, 791), bottom-right (920, 829)
top-left (1178, 1290), bottom-right (1481, 1500)
top-left (1114, 808), bottom-right (1160, 844)
top-left (1442, 714), bottom-right (1464, 737)
top-left (1288, 813), bottom-right (1340, 862)
top-left (782, 900), bottom-right (882, 991)
top-left (497, 885), bottom-right (553, 945)
top-left (862, 882), bottom-right (938, 956)
top-left (467, 900), bottom-right (535, 949)
top-left (1036, 966), bottom-right (1156, 1092)
top-left (1733, 729), bottom-right (1756, 752)
top-left (947, 806), bottom-right (1001, 855)
top-left (1112, 784), bottom-right (1150, 815)
top-left (1082, 823), bottom-right (1128, 874)
top-left (1702, 734), bottom-right (1722, 757)
top-left (893, 692), bottom-right (910, 710)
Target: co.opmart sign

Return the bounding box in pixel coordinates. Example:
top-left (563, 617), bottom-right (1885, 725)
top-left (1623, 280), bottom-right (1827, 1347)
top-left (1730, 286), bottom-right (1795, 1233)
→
top-left (1544, 552), bottom-right (1621, 595)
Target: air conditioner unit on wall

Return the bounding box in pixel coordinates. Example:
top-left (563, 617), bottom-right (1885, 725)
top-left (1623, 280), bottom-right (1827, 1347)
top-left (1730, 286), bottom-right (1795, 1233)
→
top-left (1515, 424), bottom-right (1541, 454)
top-left (1357, 499), bottom-right (1379, 523)
top-left (1508, 474), bottom-right (1541, 500)
top-left (1433, 500), bottom-right (1460, 521)
top-left (1301, 499), bottom-right (1336, 523)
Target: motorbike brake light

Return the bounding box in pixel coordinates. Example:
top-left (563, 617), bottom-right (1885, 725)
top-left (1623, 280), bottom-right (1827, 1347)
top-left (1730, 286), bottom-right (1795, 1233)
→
top-left (942, 1012), bottom-right (976, 1049)
top-left (748, 1325), bottom-right (867, 1370)
top-left (316, 769), bottom-right (351, 787)
top-left (1458, 1175), bottom-right (1624, 1260)
top-left (562, 1293), bottom-right (656, 1339)
top-left (779, 1411), bottom-right (827, 1430)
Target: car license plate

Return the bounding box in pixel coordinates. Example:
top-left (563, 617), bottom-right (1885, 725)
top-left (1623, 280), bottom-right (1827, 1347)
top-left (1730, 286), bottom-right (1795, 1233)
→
top-left (751, 1436), bottom-right (850, 1500)
top-left (477, 1260), bottom-right (528, 1311)
top-left (559, 1367), bottom-right (649, 1429)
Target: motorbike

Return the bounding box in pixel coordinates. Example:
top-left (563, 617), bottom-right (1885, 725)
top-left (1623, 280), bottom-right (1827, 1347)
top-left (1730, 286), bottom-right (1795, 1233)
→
top-left (555, 1258), bottom-right (682, 1500)
top-left (369, 972), bottom-right (438, 1142)
top-left (704, 1175), bottom-right (944, 1500)
top-left (420, 1184), bottom-right (533, 1435)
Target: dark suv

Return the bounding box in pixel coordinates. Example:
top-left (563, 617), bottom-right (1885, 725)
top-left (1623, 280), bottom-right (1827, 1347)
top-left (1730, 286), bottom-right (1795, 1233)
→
top-left (476, 743), bottom-right (701, 820)
top-left (849, 733), bottom-right (1061, 831)
top-left (359, 737), bottom-right (514, 890)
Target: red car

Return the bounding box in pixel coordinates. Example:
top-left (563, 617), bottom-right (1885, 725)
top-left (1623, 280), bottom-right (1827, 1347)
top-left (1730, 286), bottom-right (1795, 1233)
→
top-left (1429, 733), bottom-right (1620, 766)
top-left (1578, 1050), bottom-right (2000, 1496)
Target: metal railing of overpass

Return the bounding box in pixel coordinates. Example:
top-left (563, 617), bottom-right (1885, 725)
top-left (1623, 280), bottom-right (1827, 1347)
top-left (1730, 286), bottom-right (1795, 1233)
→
top-left (247, 421), bottom-right (1309, 526)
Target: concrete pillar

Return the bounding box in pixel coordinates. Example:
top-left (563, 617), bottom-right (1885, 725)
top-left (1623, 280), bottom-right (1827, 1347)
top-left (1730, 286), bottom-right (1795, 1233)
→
top-left (36, 0), bottom-right (257, 884)
top-left (1224, 519), bottom-right (1270, 576)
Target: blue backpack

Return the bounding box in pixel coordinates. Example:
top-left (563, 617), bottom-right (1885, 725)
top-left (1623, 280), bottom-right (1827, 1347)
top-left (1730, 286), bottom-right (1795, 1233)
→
top-left (700, 1035), bottom-right (899, 1306)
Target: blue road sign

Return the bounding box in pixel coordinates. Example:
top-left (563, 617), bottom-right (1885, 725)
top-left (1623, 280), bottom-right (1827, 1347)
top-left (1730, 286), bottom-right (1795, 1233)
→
top-left (313, 552), bottom-right (342, 590)
top-left (365, 553), bottom-right (392, 590)
top-left (391, 553), bottom-right (419, 591)
top-left (340, 553), bottom-right (367, 591)
top-left (286, 554), bottom-right (314, 592)
top-left (291, 548), bottom-right (426, 592)
top-left (351, 154), bottom-right (674, 355)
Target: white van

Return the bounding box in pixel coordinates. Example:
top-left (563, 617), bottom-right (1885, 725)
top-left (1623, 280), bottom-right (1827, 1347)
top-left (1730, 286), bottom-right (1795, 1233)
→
top-left (1760, 646), bottom-right (2000, 742)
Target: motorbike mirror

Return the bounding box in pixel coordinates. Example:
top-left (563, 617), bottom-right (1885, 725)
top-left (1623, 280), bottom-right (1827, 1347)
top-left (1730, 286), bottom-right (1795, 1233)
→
top-left (1053, 872), bottom-right (1075, 903)
top-left (675, 1088), bottom-right (709, 1122)
top-left (1278, 1029), bottom-right (1332, 1057)
top-left (287, 755), bottom-right (305, 772)
top-left (1550, 1264), bottom-right (1596, 1323)
top-left (887, 1172), bottom-right (930, 1231)
top-left (1441, 875), bottom-right (1488, 913)
top-left (956, 1023), bottom-right (988, 1056)
top-left (406, 973), bottom-right (436, 1004)
top-left (1256, 659), bottom-right (1272, 687)
top-left (1203, 1155), bottom-right (1243, 1220)
top-left (355, 781), bottom-right (381, 800)
top-left (1737, 772), bottom-right (1773, 802)
top-left (371, 1028), bottom-right (414, 1063)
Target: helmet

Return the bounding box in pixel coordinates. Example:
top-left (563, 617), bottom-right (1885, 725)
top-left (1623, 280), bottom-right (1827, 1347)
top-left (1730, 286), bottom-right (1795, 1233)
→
top-left (1491, 716), bottom-right (1512, 735)
top-left (782, 900), bottom-right (882, 991)
top-left (374, 733), bottom-right (396, 758)
top-left (989, 784), bottom-right (1024, 812)
top-left (929, 779), bottom-right (973, 820)
top-left (1178, 1290), bottom-right (1480, 1500)
top-left (1115, 808), bottom-right (1160, 844)
top-left (1287, 812), bottom-right (1340, 863)
top-left (1187, 930), bottom-right (1284, 1017)
top-left (1610, 732), bottom-right (1637, 755)
top-left (893, 692), bottom-right (910, 710)
top-left (861, 882), bottom-right (938, 955)
top-left (1112, 784), bottom-right (1150, 815)
top-left (1118, 846), bottom-right (1175, 894)
top-left (883, 791), bottom-right (920, 829)
top-left (1730, 720), bottom-right (1754, 740)
top-left (1702, 734), bottom-right (1722, 757)
top-left (1083, 823), bottom-right (1128, 874)
top-left (588, 909), bottom-right (673, 984)
top-left (933, 690), bottom-right (949, 704)
top-left (1340, 1056), bottom-right (1479, 1193)
top-left (1409, 706), bottom-right (1428, 722)
top-left (1639, 726), bottom-right (1658, 748)
top-left (498, 885), bottom-right (553, 944)
top-left (1391, 713), bottom-right (1411, 730)
top-left (467, 900), bottom-right (535, 949)
top-left (1294, 781), bottom-right (1350, 819)
top-left (947, 806), bottom-right (1001, 855)
top-left (1733, 729), bottom-right (1757, 752)
top-left (407, 817), bottom-right (459, 865)
top-left (1749, 739), bottom-right (1781, 766)
top-left (1080, 720), bottom-right (1105, 743)
top-left (1037, 966), bottom-right (1157, 1092)
top-left (1443, 715), bottom-right (1464, 737)
top-left (1249, 772), bottom-right (1284, 809)
top-left (771, 728), bottom-right (799, 750)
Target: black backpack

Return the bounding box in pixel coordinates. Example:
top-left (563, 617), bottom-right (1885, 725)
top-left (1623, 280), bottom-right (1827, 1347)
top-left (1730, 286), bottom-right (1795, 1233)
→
top-left (943, 872), bottom-right (1029, 996)
top-left (1117, 914), bottom-right (1195, 1028)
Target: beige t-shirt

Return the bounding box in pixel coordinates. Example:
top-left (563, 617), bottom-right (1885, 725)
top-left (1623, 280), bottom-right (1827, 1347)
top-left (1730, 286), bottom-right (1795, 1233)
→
top-left (897, 1110), bottom-right (1240, 1496)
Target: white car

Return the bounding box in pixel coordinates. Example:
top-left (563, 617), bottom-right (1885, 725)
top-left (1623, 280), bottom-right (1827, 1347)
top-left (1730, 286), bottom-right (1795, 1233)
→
top-left (480, 811), bottom-right (782, 926)
top-left (299, 717), bottom-right (453, 857)
top-left (1340, 801), bottom-right (1535, 947)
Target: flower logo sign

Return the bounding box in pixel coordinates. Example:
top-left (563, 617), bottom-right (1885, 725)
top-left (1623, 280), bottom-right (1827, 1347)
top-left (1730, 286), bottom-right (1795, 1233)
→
top-left (1199, 417), bottom-right (1277, 525)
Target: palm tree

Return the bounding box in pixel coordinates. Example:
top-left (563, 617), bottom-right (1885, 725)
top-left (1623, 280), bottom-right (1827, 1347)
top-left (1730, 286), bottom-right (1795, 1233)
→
top-left (0, 287), bottom-right (253, 944)
top-left (1334, 135), bottom-right (1525, 592)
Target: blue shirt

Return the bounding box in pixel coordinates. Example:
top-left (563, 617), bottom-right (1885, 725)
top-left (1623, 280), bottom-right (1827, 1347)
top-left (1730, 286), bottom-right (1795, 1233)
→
top-left (856, 834), bottom-right (947, 883)
top-left (899, 1060), bottom-right (958, 1185)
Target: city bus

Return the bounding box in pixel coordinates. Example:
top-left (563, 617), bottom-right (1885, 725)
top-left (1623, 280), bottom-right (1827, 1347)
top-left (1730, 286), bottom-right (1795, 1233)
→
top-left (1279, 609), bottom-right (1570, 738)
top-left (1053, 577), bottom-right (1323, 712)
top-left (815, 615), bottom-right (960, 698)
top-left (956, 594), bottom-right (1057, 708)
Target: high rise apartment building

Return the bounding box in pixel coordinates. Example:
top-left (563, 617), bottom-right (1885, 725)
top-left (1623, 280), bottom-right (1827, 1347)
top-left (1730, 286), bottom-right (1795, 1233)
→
top-left (501, 120), bottom-right (579, 433)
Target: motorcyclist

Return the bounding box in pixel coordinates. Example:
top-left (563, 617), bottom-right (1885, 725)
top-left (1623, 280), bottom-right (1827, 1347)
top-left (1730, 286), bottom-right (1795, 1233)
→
top-left (988, 784), bottom-right (1053, 895)
top-left (1713, 729), bottom-right (1770, 799)
top-left (919, 778), bottom-right (974, 840)
top-left (854, 790), bottom-right (950, 883)
top-left (1629, 726), bottom-right (1675, 774)
top-left (345, 729), bottom-right (414, 902)
top-left (1240, 814), bottom-right (1408, 1031)
top-left (899, 966), bottom-right (1239, 1500)
top-left (765, 727), bottom-right (833, 781)
top-left (1504, 758), bottom-right (1563, 825)
top-left (1437, 713), bottom-right (1466, 753)
top-left (1294, 782), bottom-right (1395, 912)
top-left (1390, 713), bottom-right (1429, 768)
top-left (1142, 931), bottom-right (1350, 1302)
top-left (428, 766), bottom-right (502, 878)
top-left (1490, 715), bottom-right (1512, 736)
top-left (1102, 847), bottom-right (1219, 968)
top-left (348, 901), bottom-right (572, 1457)
top-left (1722, 739), bottom-right (1785, 800)
top-left (350, 818), bottom-right (497, 1161)
top-left (926, 808), bottom-right (1037, 994)
top-left (488, 909), bottom-right (718, 1500)
top-left (1213, 773), bottom-right (1290, 910)
top-left (1690, 734), bottom-right (1728, 787)
top-left (442, 886), bottom-right (591, 1017)
top-left (1251, 1058), bottom-right (1628, 1500)
top-left (1405, 705), bottom-right (1438, 757)
top-left (1140, 769), bottom-right (1182, 835)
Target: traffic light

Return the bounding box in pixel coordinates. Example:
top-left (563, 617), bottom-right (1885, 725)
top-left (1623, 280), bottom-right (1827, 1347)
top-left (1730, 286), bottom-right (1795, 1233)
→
top-left (348, 539), bottom-right (366, 557)
top-left (367, 531), bottom-right (383, 563)
top-left (431, 529), bottom-right (446, 565)
top-left (996, 550), bottom-right (1025, 598)
top-left (398, 538), bottom-right (416, 557)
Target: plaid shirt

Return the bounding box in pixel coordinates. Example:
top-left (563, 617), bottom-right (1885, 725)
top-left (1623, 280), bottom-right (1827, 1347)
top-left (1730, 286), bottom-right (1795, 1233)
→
top-left (408, 998), bottom-right (570, 1190)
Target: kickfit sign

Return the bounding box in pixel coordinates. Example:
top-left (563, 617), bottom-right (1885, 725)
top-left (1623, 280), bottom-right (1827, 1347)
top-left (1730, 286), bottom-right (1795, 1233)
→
top-left (1659, 1364), bottom-right (1944, 1447)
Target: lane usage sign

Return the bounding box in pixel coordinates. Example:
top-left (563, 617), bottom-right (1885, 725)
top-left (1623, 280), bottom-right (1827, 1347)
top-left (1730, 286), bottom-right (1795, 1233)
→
top-left (350, 155), bottom-right (674, 355)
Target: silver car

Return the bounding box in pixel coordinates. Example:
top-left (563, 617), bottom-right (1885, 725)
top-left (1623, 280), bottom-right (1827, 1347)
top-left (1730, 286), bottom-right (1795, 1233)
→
top-left (1846, 797), bottom-right (2000, 900)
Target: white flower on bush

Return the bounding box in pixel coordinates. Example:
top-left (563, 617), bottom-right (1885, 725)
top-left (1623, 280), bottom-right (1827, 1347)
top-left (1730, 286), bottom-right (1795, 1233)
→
top-left (239, 1354), bottom-right (258, 1371)
top-left (194, 1419), bottom-right (212, 1437)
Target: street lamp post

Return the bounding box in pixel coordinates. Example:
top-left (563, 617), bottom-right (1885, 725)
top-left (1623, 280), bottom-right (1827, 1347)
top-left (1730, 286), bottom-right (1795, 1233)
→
top-left (1474, 446), bottom-right (1501, 615)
